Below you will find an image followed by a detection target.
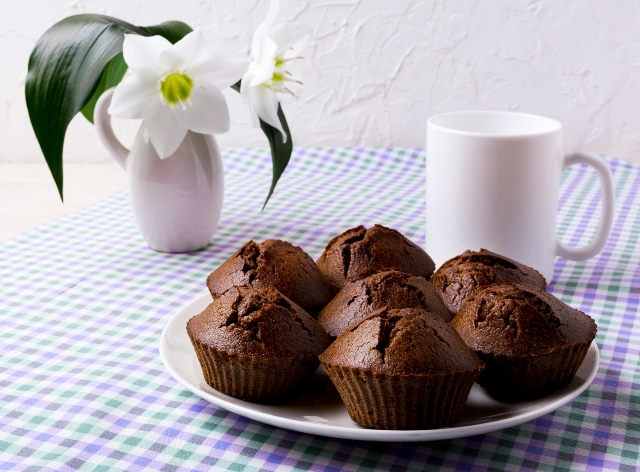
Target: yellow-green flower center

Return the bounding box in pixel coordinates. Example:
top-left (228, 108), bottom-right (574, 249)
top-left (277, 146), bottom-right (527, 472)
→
top-left (272, 72), bottom-right (285, 82)
top-left (160, 72), bottom-right (193, 105)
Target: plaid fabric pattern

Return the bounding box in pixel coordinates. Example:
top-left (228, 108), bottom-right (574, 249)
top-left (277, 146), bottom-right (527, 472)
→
top-left (0, 147), bottom-right (638, 471)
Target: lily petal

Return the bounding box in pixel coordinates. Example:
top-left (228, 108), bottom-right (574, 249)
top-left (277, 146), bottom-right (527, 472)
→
top-left (175, 81), bottom-right (230, 135)
top-left (143, 102), bottom-right (188, 159)
top-left (189, 52), bottom-right (248, 89)
top-left (252, 85), bottom-right (287, 142)
top-left (240, 71), bottom-right (262, 128)
top-left (251, 0), bottom-right (280, 57)
top-left (123, 34), bottom-right (171, 75)
top-left (109, 68), bottom-right (160, 119)
top-left (249, 37), bottom-right (278, 87)
top-left (159, 30), bottom-right (205, 71)
top-left (270, 23), bottom-right (312, 57)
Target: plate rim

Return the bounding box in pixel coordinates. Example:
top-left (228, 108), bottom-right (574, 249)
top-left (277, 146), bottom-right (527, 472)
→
top-left (160, 290), bottom-right (600, 442)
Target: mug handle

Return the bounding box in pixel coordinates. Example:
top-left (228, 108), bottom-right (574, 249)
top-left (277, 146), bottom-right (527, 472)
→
top-left (555, 152), bottom-right (615, 261)
top-left (94, 87), bottom-right (129, 170)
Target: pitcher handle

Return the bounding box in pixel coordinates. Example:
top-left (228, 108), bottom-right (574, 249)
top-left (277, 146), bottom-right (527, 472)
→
top-left (556, 152), bottom-right (615, 261)
top-left (94, 88), bottom-right (129, 170)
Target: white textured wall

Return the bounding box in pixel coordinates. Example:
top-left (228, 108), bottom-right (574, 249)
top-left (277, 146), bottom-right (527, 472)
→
top-left (2, 0), bottom-right (640, 163)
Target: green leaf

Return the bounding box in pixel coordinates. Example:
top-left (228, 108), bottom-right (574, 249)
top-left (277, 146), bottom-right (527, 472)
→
top-left (25, 14), bottom-right (192, 200)
top-left (139, 21), bottom-right (194, 44)
top-left (80, 53), bottom-right (127, 123)
top-left (231, 81), bottom-right (293, 209)
top-left (259, 105), bottom-right (293, 210)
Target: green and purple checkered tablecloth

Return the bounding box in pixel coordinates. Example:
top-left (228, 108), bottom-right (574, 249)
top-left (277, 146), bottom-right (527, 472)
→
top-left (1, 148), bottom-right (639, 471)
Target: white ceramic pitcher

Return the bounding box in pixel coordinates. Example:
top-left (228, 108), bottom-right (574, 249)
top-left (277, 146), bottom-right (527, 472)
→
top-left (94, 88), bottom-right (224, 253)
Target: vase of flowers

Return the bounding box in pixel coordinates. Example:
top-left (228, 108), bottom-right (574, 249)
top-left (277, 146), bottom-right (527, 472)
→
top-left (94, 89), bottom-right (224, 253)
top-left (25, 0), bottom-right (309, 252)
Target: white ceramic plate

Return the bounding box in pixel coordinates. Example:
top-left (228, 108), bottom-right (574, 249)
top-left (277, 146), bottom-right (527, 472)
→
top-left (160, 291), bottom-right (600, 442)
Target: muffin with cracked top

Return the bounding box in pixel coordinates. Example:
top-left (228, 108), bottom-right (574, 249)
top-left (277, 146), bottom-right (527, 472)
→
top-left (187, 286), bottom-right (332, 403)
top-left (318, 270), bottom-right (453, 337)
top-left (452, 283), bottom-right (596, 402)
top-left (206, 239), bottom-right (333, 317)
top-left (316, 225), bottom-right (436, 294)
top-left (430, 249), bottom-right (547, 315)
top-left (319, 307), bottom-right (484, 430)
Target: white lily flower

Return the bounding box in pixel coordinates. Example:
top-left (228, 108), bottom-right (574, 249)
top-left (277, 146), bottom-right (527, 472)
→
top-left (241, 0), bottom-right (312, 142)
top-left (109, 30), bottom-right (248, 158)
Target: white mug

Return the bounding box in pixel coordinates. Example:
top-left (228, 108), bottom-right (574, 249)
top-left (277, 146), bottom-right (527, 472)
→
top-left (425, 111), bottom-right (615, 282)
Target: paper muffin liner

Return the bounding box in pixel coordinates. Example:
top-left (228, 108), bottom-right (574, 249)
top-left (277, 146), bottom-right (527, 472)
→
top-left (475, 342), bottom-right (592, 402)
top-left (190, 336), bottom-right (319, 403)
top-left (321, 364), bottom-right (481, 430)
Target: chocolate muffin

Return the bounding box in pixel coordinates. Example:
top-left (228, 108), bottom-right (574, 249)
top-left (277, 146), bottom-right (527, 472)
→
top-left (316, 225), bottom-right (436, 293)
top-left (187, 286), bottom-right (332, 403)
top-left (430, 249), bottom-right (547, 315)
top-left (452, 283), bottom-right (596, 402)
top-left (317, 270), bottom-right (453, 337)
top-left (319, 307), bottom-right (484, 430)
top-left (206, 239), bottom-right (333, 316)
